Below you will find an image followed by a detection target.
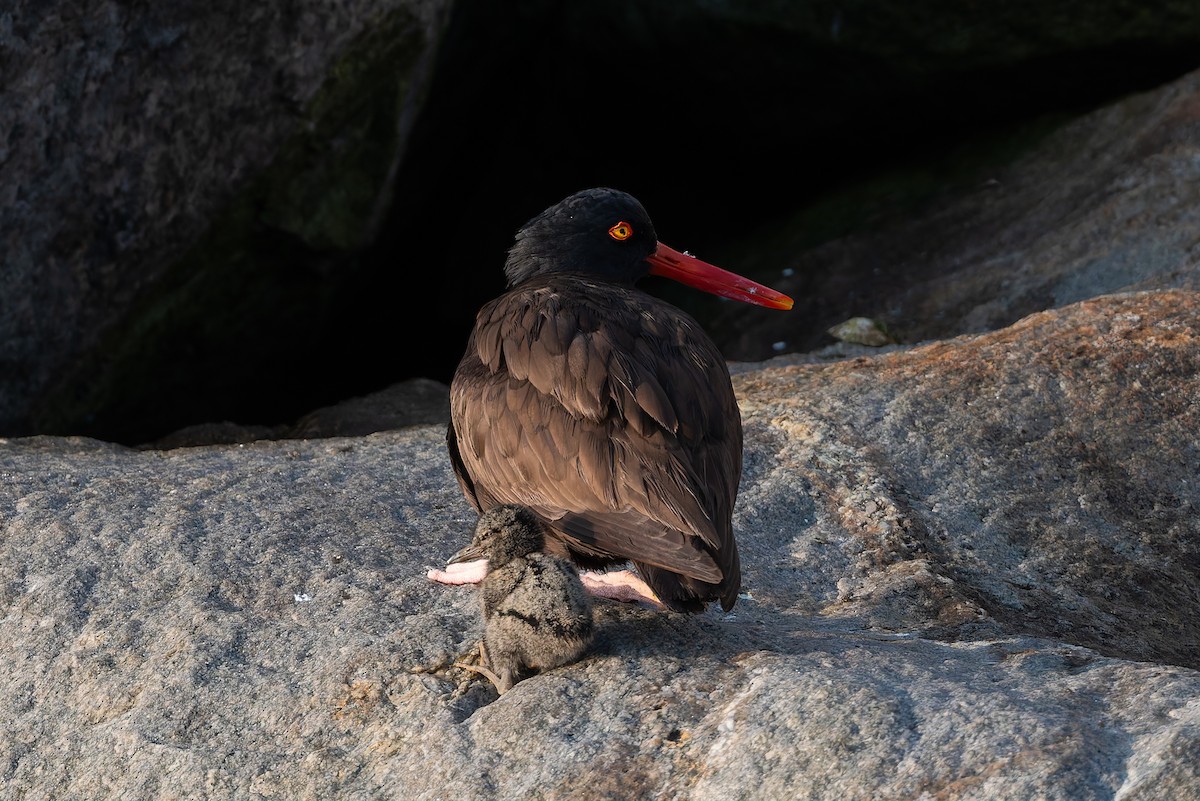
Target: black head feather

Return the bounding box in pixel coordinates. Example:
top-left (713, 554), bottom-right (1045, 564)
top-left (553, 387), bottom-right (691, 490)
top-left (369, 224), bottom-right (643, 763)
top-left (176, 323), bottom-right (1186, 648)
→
top-left (504, 187), bottom-right (659, 288)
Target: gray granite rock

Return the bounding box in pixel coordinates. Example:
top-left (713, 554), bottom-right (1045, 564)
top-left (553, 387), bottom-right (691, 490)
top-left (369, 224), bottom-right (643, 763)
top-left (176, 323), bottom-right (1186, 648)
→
top-left (140, 378), bottom-right (452, 449)
top-left (718, 66), bottom-right (1200, 361)
top-left (0, 0), bottom-right (448, 436)
top-left (735, 290), bottom-right (1200, 669)
top-left (7, 1), bottom-right (1200, 443)
top-left (2, 290), bottom-right (1198, 798)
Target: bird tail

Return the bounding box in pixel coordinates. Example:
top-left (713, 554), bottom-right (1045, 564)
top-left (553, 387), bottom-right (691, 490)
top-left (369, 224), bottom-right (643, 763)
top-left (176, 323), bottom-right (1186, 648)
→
top-left (637, 563), bottom-right (739, 613)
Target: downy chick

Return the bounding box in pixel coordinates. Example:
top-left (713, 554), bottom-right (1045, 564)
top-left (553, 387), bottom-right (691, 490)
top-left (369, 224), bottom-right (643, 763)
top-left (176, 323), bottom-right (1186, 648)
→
top-left (449, 505), bottom-right (594, 694)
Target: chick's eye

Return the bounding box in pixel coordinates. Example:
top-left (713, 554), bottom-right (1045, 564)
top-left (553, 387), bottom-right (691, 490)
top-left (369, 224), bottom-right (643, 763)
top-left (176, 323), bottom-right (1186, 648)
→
top-left (608, 221), bottom-right (634, 241)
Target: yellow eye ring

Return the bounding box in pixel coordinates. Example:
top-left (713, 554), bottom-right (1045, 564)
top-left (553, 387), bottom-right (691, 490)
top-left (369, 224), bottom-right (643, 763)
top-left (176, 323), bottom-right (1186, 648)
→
top-left (608, 221), bottom-right (634, 241)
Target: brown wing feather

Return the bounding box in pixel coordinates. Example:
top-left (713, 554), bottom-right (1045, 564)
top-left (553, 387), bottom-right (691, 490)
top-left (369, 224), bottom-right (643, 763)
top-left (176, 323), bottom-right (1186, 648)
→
top-left (448, 275), bottom-right (742, 609)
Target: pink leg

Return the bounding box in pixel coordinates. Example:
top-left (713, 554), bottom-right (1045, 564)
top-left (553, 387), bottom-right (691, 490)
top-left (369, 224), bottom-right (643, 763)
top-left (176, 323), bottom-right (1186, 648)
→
top-left (581, 569), bottom-right (666, 609)
top-left (427, 558), bottom-right (489, 585)
top-left (429, 561), bottom-right (666, 610)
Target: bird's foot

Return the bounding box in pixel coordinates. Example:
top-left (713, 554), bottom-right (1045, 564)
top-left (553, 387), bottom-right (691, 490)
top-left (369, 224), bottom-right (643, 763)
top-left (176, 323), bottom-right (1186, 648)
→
top-left (453, 660), bottom-right (510, 695)
top-left (427, 558), bottom-right (489, 585)
top-left (452, 641), bottom-right (513, 695)
top-left (580, 570), bottom-right (667, 610)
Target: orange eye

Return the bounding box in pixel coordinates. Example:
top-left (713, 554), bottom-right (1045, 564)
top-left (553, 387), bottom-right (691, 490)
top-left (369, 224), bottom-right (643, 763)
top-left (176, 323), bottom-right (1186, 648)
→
top-left (608, 221), bottom-right (634, 241)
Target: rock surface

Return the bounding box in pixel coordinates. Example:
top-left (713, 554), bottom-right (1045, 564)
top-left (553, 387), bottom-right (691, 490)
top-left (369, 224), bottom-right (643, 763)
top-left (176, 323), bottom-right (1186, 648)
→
top-left (734, 290), bottom-right (1200, 670)
top-left (0, 0), bottom-right (449, 438)
top-left (716, 66), bottom-right (1200, 362)
top-left (139, 378), bottom-right (453, 449)
top-left (6, 2), bottom-right (1200, 442)
top-left (3, 290), bottom-right (1197, 799)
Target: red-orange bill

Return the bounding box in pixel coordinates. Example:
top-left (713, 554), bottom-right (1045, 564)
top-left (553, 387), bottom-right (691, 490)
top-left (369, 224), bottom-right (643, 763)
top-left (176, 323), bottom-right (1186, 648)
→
top-left (646, 243), bottom-right (794, 310)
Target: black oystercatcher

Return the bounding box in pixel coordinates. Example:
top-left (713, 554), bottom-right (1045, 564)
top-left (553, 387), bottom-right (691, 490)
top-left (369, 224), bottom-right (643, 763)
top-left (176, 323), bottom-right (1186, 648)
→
top-left (430, 187), bottom-right (792, 612)
top-left (451, 505), bottom-right (594, 694)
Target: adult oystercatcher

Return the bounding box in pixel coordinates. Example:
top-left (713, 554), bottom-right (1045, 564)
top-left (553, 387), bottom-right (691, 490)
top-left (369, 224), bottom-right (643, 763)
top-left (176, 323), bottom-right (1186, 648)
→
top-left (430, 187), bottom-right (792, 612)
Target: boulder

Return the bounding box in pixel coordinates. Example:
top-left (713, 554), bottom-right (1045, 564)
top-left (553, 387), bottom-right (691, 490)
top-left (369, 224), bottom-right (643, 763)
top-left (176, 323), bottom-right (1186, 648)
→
top-left (6, 1), bottom-right (1200, 443)
top-left (3, 289), bottom-right (1197, 799)
top-left (0, 0), bottom-right (449, 439)
top-left (716, 66), bottom-right (1200, 360)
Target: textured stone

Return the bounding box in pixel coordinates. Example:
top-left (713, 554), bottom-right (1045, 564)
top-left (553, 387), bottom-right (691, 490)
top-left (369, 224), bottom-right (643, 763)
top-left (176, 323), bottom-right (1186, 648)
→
top-left (0, 0), bottom-right (448, 437)
top-left (718, 67), bottom-right (1200, 361)
top-left (2, 290), bottom-right (1198, 799)
top-left (6, 2), bottom-right (1200, 442)
top-left (735, 289), bottom-right (1200, 668)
